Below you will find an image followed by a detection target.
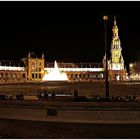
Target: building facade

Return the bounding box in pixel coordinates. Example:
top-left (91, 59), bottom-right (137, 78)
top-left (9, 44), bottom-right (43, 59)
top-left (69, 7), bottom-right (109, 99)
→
top-left (129, 62), bottom-right (140, 80)
top-left (0, 60), bottom-right (26, 83)
top-left (103, 16), bottom-right (127, 81)
top-left (0, 57), bottom-right (105, 83)
top-left (0, 16), bottom-right (128, 83)
top-left (44, 62), bottom-right (104, 81)
top-left (23, 52), bottom-right (45, 81)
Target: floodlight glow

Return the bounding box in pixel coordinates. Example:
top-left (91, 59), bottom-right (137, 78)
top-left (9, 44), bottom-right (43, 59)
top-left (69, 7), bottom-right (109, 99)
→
top-left (42, 61), bottom-right (68, 81)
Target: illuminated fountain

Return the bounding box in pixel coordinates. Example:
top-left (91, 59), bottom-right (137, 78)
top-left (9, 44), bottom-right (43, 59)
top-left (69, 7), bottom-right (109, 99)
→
top-left (42, 61), bottom-right (68, 81)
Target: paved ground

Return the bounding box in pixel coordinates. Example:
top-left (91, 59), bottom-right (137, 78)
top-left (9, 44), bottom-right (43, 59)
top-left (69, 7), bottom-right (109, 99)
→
top-left (0, 118), bottom-right (140, 138)
top-left (0, 81), bottom-right (140, 97)
top-left (0, 81), bottom-right (140, 138)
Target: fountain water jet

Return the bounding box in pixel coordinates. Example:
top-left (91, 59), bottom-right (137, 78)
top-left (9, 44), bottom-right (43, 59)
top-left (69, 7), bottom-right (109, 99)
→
top-left (42, 61), bottom-right (68, 81)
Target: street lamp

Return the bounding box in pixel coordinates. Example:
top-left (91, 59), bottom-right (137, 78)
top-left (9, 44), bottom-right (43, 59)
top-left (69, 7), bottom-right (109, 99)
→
top-left (103, 15), bottom-right (109, 98)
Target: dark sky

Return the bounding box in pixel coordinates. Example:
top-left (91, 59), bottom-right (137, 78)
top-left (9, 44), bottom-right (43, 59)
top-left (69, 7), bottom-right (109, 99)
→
top-left (0, 1), bottom-right (140, 66)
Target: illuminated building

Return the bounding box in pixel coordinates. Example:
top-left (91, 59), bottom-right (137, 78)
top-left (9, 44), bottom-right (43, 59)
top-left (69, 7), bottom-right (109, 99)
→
top-left (0, 56), bottom-right (104, 83)
top-left (42, 61), bottom-right (68, 81)
top-left (0, 16), bottom-right (128, 83)
top-left (23, 52), bottom-right (45, 81)
top-left (44, 62), bottom-right (104, 81)
top-left (0, 60), bottom-right (26, 83)
top-left (103, 16), bottom-right (127, 81)
top-left (129, 62), bottom-right (140, 80)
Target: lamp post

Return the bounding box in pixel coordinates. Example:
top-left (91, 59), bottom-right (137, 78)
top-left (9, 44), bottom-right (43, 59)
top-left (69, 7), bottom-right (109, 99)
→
top-left (103, 15), bottom-right (109, 98)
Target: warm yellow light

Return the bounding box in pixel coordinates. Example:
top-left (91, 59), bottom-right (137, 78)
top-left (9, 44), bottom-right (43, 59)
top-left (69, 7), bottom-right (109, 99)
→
top-left (103, 15), bottom-right (108, 21)
top-left (129, 64), bottom-right (133, 68)
top-left (42, 61), bottom-right (68, 81)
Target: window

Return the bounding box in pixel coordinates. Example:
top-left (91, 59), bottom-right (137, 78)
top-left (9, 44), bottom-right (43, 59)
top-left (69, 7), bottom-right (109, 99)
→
top-left (23, 73), bottom-right (25, 78)
top-left (39, 74), bottom-right (41, 79)
top-left (32, 74), bottom-right (34, 79)
top-left (35, 74), bottom-right (38, 79)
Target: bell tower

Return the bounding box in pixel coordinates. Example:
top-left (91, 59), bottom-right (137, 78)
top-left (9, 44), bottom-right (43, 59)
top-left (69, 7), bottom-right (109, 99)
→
top-left (110, 16), bottom-right (124, 70)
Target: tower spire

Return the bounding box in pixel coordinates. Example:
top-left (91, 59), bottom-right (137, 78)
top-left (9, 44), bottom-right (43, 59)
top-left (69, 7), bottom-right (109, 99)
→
top-left (42, 52), bottom-right (44, 59)
top-left (28, 51), bottom-right (31, 58)
top-left (109, 16), bottom-right (124, 71)
top-left (114, 16), bottom-right (117, 26)
top-left (112, 15), bottom-right (118, 38)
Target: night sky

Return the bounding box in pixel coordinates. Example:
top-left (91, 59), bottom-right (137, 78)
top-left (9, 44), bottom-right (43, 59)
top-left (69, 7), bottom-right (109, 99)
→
top-left (0, 1), bottom-right (140, 67)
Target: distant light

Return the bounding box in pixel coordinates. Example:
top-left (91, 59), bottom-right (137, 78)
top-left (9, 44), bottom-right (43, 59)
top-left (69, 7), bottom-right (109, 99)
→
top-left (129, 64), bottom-right (133, 68)
top-left (103, 15), bottom-right (108, 21)
top-left (116, 75), bottom-right (120, 81)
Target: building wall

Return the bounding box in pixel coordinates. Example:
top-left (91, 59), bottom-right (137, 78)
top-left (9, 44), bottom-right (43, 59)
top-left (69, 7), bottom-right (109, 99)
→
top-left (65, 71), bottom-right (104, 81)
top-left (0, 70), bottom-right (26, 83)
top-left (44, 62), bottom-right (105, 81)
top-left (0, 56), bottom-right (128, 83)
top-left (0, 59), bottom-right (105, 83)
top-left (27, 58), bottom-right (44, 81)
top-left (129, 62), bottom-right (140, 80)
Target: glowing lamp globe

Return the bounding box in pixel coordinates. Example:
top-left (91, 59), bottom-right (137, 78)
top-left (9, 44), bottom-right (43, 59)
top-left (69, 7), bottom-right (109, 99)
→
top-left (103, 16), bottom-right (108, 21)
